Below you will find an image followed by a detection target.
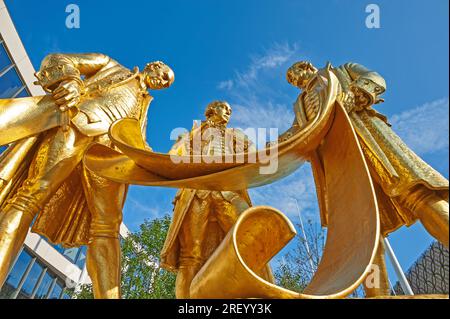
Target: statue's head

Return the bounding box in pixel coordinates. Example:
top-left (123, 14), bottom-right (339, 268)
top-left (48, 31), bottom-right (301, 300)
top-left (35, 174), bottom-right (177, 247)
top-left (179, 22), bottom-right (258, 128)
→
top-left (143, 61), bottom-right (175, 90)
top-left (286, 61), bottom-right (318, 90)
top-left (205, 100), bottom-right (232, 126)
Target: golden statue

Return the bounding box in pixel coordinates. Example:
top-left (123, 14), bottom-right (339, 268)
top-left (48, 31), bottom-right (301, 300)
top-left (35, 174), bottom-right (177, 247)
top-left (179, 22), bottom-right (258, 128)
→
top-left (84, 66), bottom-right (384, 299)
top-left (160, 101), bottom-right (274, 298)
top-left (282, 61), bottom-right (449, 296)
top-left (7, 52), bottom-right (441, 298)
top-left (0, 52), bottom-right (174, 299)
top-left (83, 62), bottom-right (447, 299)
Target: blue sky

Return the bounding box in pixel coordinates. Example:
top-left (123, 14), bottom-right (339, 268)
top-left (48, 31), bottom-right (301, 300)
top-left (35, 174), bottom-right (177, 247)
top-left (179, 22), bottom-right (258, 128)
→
top-left (5, 0), bottom-right (449, 287)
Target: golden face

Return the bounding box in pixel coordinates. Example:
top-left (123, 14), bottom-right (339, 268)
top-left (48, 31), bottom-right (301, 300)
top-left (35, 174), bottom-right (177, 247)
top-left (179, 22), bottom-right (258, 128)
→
top-left (143, 61), bottom-right (175, 90)
top-left (206, 101), bottom-right (232, 126)
top-left (286, 61), bottom-right (318, 89)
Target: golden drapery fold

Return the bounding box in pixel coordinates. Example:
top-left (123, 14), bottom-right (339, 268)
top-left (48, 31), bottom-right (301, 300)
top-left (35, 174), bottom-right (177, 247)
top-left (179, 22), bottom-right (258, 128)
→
top-left (0, 137), bottom-right (91, 247)
top-left (159, 188), bottom-right (258, 273)
top-left (0, 94), bottom-right (151, 247)
top-left (350, 110), bottom-right (448, 234)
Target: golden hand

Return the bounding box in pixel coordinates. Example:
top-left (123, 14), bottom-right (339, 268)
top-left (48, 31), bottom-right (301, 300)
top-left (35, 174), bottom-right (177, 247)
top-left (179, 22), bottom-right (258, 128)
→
top-left (52, 79), bottom-right (83, 112)
top-left (349, 84), bottom-right (371, 110)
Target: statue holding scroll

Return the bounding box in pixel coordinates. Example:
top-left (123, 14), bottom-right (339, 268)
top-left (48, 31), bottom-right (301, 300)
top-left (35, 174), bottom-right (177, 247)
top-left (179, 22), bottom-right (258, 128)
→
top-left (0, 53), bottom-right (174, 298)
top-left (281, 60), bottom-right (449, 296)
top-left (1, 50), bottom-right (446, 299)
top-left (160, 101), bottom-right (274, 298)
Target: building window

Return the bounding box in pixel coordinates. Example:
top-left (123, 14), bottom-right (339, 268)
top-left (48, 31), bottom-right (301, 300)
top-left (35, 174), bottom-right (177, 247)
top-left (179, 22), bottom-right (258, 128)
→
top-left (17, 259), bottom-right (44, 299)
top-left (49, 243), bottom-right (87, 269)
top-left (47, 281), bottom-right (64, 299)
top-left (75, 246), bottom-right (87, 269)
top-left (62, 247), bottom-right (79, 263)
top-left (0, 42), bottom-right (13, 72)
top-left (0, 248), bottom-right (73, 299)
top-left (0, 66), bottom-right (26, 98)
top-left (0, 249), bottom-right (33, 298)
top-left (33, 271), bottom-right (55, 299)
top-left (0, 39), bottom-right (28, 99)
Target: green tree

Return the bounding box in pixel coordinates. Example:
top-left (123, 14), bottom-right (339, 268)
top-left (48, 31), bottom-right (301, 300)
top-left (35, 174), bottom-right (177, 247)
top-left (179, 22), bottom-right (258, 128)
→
top-left (70, 215), bottom-right (176, 299)
top-left (274, 219), bottom-right (326, 292)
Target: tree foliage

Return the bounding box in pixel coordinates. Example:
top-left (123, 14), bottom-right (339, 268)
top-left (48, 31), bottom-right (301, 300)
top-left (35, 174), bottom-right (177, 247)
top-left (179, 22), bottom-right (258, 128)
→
top-left (70, 215), bottom-right (176, 299)
top-left (274, 219), bottom-right (326, 292)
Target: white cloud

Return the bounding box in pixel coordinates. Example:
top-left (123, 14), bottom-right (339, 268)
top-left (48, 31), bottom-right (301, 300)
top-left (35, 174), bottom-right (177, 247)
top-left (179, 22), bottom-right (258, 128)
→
top-left (217, 80), bottom-right (233, 90)
top-left (231, 43), bottom-right (298, 89)
top-left (390, 98), bottom-right (449, 155)
top-left (218, 42), bottom-right (304, 133)
top-left (231, 101), bottom-right (294, 132)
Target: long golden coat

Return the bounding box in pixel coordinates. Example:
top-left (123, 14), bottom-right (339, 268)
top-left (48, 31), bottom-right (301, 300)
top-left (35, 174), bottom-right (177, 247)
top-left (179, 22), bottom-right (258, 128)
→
top-left (0, 53), bottom-right (151, 247)
top-left (307, 63), bottom-right (449, 235)
top-left (160, 123), bottom-right (253, 271)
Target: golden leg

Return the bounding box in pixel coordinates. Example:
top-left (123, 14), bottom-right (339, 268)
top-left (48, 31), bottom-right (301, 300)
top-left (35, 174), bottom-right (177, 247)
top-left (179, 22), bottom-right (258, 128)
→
top-left (364, 237), bottom-right (390, 297)
top-left (82, 167), bottom-right (126, 299)
top-left (0, 127), bottom-right (91, 288)
top-left (214, 198), bottom-right (239, 232)
top-left (416, 197), bottom-right (449, 248)
top-left (176, 265), bottom-right (201, 299)
top-left (176, 195), bottom-right (212, 299)
top-left (175, 194), bottom-right (242, 299)
top-left (397, 186), bottom-right (449, 248)
top-left (86, 237), bottom-right (121, 299)
top-left (0, 205), bottom-right (35, 287)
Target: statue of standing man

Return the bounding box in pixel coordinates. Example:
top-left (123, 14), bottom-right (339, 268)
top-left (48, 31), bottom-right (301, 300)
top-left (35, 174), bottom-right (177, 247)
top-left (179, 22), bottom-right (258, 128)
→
top-left (160, 101), bottom-right (274, 298)
top-left (281, 60), bottom-right (449, 296)
top-left (0, 53), bottom-right (174, 298)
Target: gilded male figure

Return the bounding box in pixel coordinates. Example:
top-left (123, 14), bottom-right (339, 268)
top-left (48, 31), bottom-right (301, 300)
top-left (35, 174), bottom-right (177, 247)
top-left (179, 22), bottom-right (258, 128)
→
top-left (0, 53), bottom-right (174, 298)
top-left (280, 60), bottom-right (449, 296)
top-left (160, 101), bottom-right (274, 298)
